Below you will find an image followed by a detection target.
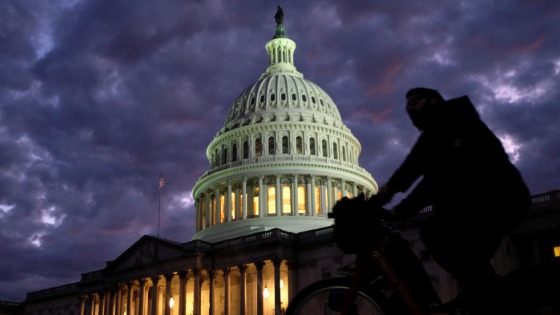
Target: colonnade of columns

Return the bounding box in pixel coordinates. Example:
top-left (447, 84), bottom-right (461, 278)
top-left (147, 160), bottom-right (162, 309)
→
top-left (196, 174), bottom-right (370, 231)
top-left (80, 260), bottom-right (291, 315)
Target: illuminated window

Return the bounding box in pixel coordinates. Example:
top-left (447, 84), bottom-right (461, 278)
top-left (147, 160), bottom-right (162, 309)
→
top-left (282, 186), bottom-right (291, 214)
top-left (230, 192), bottom-right (236, 220)
top-left (554, 246), bottom-right (560, 257)
top-left (238, 192), bottom-right (243, 219)
top-left (253, 187), bottom-right (260, 216)
top-left (298, 185), bottom-right (306, 214)
top-left (219, 195), bottom-right (225, 223)
top-left (268, 187), bottom-right (276, 215)
top-left (211, 196), bottom-right (216, 225)
top-left (315, 186), bottom-right (321, 215)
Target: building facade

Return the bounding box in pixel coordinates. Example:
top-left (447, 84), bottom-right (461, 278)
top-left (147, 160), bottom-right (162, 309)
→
top-left (18, 7), bottom-right (560, 315)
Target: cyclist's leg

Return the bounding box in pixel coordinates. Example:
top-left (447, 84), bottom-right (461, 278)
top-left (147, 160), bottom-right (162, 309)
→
top-left (420, 215), bottom-right (541, 315)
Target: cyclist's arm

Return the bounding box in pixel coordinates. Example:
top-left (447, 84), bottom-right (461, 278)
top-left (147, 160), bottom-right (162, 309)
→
top-left (392, 179), bottom-right (432, 221)
top-left (383, 133), bottom-right (428, 197)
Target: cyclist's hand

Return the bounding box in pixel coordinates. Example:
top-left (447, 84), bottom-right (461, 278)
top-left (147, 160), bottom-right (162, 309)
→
top-left (369, 185), bottom-right (394, 207)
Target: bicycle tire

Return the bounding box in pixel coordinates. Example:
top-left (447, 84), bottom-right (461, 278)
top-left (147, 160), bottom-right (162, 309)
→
top-left (285, 277), bottom-right (391, 315)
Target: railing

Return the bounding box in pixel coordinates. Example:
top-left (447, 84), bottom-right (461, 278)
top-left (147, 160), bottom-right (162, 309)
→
top-left (530, 190), bottom-right (560, 211)
top-left (197, 155), bottom-right (368, 180)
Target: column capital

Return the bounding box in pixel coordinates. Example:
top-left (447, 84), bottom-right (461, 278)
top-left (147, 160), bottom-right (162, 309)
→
top-left (222, 267), bottom-right (230, 276)
top-left (178, 270), bottom-right (188, 279)
top-left (238, 264), bottom-right (247, 273)
top-left (272, 258), bottom-right (282, 268)
top-left (165, 273), bottom-right (174, 281)
top-left (254, 261), bottom-right (265, 271)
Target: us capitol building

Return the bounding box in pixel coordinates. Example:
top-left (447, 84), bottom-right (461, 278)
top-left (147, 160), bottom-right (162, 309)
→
top-left (12, 7), bottom-right (560, 315)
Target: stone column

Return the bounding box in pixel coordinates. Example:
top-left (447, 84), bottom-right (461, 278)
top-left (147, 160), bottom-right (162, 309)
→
top-left (151, 277), bottom-right (160, 315)
top-left (80, 295), bottom-right (87, 315)
top-left (310, 176), bottom-right (316, 216)
top-left (205, 194), bottom-right (211, 228)
top-left (327, 177), bottom-right (333, 212)
top-left (208, 271), bottom-right (215, 315)
top-left (254, 262), bottom-right (264, 315)
top-left (164, 274), bottom-right (173, 315)
top-left (227, 180), bottom-right (232, 222)
top-left (126, 281), bottom-right (134, 315)
top-left (275, 175), bottom-right (281, 216)
top-left (222, 268), bottom-right (230, 315)
top-left (242, 177), bottom-right (248, 219)
top-left (138, 279), bottom-right (146, 315)
top-left (116, 286), bottom-right (122, 315)
top-left (100, 292), bottom-right (106, 315)
top-left (214, 188), bottom-right (220, 225)
top-left (107, 289), bottom-right (114, 315)
top-left (273, 259), bottom-right (282, 315)
top-left (258, 176), bottom-right (264, 217)
top-left (193, 269), bottom-right (201, 315)
top-left (178, 272), bottom-right (187, 315)
top-left (319, 179), bottom-right (326, 216)
top-left (292, 174), bottom-right (298, 216)
top-left (306, 178), bottom-right (312, 216)
top-left (238, 265), bottom-right (247, 315)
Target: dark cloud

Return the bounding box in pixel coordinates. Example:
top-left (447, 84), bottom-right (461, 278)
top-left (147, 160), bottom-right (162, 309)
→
top-left (0, 0), bottom-right (558, 302)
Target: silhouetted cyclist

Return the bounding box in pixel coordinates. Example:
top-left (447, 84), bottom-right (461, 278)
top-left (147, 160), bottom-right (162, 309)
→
top-left (372, 87), bottom-right (541, 314)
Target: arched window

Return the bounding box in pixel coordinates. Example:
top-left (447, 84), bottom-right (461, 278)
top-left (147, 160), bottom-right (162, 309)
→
top-left (282, 136), bottom-right (289, 154)
top-left (310, 138), bottom-right (316, 155)
top-left (267, 186), bottom-right (276, 215)
top-left (222, 147), bottom-right (228, 164)
top-left (298, 185), bottom-right (306, 215)
top-left (252, 187), bottom-right (260, 217)
top-left (296, 136), bottom-right (303, 154)
top-left (232, 143), bottom-right (238, 162)
top-left (255, 138), bottom-right (262, 157)
top-left (282, 185), bottom-right (291, 214)
top-left (219, 194), bottom-right (225, 223)
top-left (342, 146), bottom-right (346, 161)
top-left (268, 136), bottom-right (275, 155)
top-left (322, 139), bottom-right (328, 157)
top-left (333, 143), bottom-right (338, 159)
top-left (243, 141), bottom-right (249, 159)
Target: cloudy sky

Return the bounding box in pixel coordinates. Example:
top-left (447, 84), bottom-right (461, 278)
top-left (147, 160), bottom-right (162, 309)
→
top-left (1, 0), bottom-right (559, 302)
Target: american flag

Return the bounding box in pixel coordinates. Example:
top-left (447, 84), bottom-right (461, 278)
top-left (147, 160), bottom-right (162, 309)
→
top-left (159, 175), bottom-right (165, 189)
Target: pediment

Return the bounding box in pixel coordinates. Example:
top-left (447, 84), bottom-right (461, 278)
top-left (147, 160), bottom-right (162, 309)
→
top-left (105, 235), bottom-right (187, 273)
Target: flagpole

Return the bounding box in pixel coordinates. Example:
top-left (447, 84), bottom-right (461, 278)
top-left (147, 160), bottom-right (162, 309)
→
top-left (157, 172), bottom-right (164, 237)
top-left (158, 180), bottom-right (161, 237)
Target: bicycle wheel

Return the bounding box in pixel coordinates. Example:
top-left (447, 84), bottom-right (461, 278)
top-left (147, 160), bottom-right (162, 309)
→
top-left (285, 277), bottom-right (391, 315)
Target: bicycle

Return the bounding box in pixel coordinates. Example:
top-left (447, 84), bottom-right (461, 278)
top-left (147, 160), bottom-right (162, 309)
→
top-left (284, 194), bottom-right (558, 315)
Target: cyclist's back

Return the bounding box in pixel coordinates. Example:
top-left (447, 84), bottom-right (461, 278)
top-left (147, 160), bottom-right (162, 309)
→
top-left (373, 88), bottom-right (540, 315)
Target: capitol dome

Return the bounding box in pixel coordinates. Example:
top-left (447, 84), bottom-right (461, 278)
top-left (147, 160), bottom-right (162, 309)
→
top-left (192, 9), bottom-right (377, 242)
